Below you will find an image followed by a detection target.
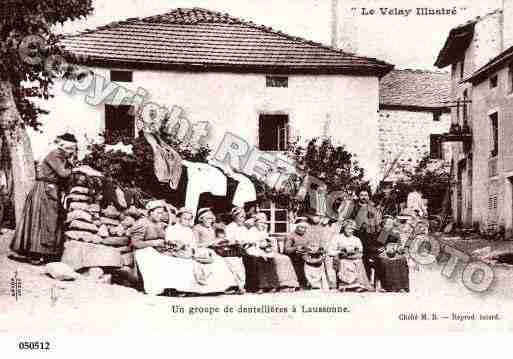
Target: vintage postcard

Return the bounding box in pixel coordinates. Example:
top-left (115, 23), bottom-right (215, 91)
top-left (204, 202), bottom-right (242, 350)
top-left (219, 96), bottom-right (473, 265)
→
top-left (1, 0), bottom-right (512, 349)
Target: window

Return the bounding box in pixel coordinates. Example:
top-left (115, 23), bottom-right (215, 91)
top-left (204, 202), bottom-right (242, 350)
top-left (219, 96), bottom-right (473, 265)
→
top-left (490, 74), bottom-right (498, 89)
top-left (266, 76), bottom-right (288, 88)
top-left (430, 134), bottom-right (443, 159)
top-left (104, 104), bottom-right (135, 143)
top-left (463, 90), bottom-right (468, 122)
top-left (433, 110), bottom-right (442, 122)
top-left (487, 194), bottom-right (498, 232)
top-left (490, 112), bottom-right (499, 157)
top-left (258, 114), bottom-right (289, 151)
top-left (259, 201), bottom-right (290, 237)
top-left (110, 70), bottom-right (133, 82)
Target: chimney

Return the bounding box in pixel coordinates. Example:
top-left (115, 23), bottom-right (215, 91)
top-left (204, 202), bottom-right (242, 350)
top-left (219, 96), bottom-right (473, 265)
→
top-left (503, 0), bottom-right (513, 50)
top-left (331, 0), bottom-right (358, 53)
top-left (331, 0), bottom-right (339, 48)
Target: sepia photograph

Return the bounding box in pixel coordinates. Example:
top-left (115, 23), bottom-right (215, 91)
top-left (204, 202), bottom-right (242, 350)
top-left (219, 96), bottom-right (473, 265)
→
top-left (1, 0), bottom-right (512, 350)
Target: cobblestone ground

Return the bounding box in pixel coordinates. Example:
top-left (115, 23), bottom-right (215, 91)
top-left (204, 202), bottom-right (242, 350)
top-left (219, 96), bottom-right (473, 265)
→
top-left (2, 230), bottom-right (513, 335)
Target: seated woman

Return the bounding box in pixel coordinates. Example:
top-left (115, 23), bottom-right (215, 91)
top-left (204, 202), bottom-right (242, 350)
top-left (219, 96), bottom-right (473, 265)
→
top-left (222, 207), bottom-right (251, 293)
top-left (284, 217), bottom-right (310, 288)
top-left (374, 216), bottom-right (410, 293)
top-left (129, 200), bottom-right (168, 292)
top-left (329, 219), bottom-right (373, 292)
top-left (133, 206), bottom-right (233, 296)
top-left (302, 240), bottom-right (331, 290)
top-left (245, 213), bottom-right (299, 293)
top-left (192, 208), bottom-right (243, 294)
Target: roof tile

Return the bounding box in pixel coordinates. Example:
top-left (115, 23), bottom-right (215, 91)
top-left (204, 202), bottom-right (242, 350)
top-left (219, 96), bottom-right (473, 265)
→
top-left (62, 7), bottom-right (393, 75)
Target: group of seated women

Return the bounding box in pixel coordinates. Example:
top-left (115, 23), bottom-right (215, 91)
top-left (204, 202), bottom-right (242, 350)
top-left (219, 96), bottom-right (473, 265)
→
top-left (127, 200), bottom-right (410, 296)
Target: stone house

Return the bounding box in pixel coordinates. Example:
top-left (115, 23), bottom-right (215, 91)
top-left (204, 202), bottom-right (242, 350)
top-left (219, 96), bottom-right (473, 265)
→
top-left (378, 69), bottom-right (452, 181)
top-left (435, 0), bottom-right (513, 234)
top-left (29, 7), bottom-right (392, 235)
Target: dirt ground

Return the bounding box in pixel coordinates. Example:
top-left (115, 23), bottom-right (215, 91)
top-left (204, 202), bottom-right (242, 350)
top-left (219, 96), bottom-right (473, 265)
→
top-left (2, 230), bottom-right (513, 335)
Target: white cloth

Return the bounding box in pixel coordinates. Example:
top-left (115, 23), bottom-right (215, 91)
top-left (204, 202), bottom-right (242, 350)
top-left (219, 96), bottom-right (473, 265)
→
top-left (407, 191), bottom-right (426, 216)
top-left (231, 173), bottom-right (257, 207)
top-left (165, 223), bottom-right (197, 248)
top-left (183, 161), bottom-right (227, 216)
top-left (135, 247), bottom-right (194, 295)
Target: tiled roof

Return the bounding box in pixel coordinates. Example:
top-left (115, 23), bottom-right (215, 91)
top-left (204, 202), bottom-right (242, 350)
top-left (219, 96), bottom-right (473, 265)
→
top-left (61, 7), bottom-right (393, 76)
top-left (379, 69), bottom-right (451, 110)
top-left (435, 9), bottom-right (501, 68)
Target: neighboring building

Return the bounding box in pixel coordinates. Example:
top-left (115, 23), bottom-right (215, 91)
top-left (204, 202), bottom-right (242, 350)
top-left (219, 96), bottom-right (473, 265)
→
top-left (29, 7), bottom-right (392, 235)
top-left (378, 69), bottom-right (452, 181)
top-left (435, 0), bottom-right (513, 234)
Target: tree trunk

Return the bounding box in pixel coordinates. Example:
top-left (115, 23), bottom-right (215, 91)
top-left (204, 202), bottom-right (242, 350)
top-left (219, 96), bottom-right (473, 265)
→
top-left (0, 81), bottom-right (36, 224)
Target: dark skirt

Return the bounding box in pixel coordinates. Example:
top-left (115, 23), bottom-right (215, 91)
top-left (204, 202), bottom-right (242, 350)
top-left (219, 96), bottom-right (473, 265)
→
top-left (242, 254), bottom-right (279, 291)
top-left (375, 255), bottom-right (409, 292)
top-left (10, 181), bottom-right (64, 258)
top-left (288, 253), bottom-right (308, 288)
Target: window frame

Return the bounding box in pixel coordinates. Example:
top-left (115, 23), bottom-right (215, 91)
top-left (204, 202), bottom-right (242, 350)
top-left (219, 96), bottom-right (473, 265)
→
top-left (258, 201), bottom-right (290, 237)
top-left (490, 74), bottom-right (498, 89)
top-left (490, 112), bottom-right (499, 158)
top-left (104, 104), bottom-right (136, 144)
top-left (258, 114), bottom-right (290, 152)
top-left (433, 110), bottom-right (442, 122)
top-left (266, 75), bottom-right (289, 88)
top-left (429, 134), bottom-right (443, 160)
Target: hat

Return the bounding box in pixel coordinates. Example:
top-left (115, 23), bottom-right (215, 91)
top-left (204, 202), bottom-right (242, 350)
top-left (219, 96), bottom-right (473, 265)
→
top-left (177, 207), bottom-right (193, 217)
top-left (197, 207), bottom-right (215, 220)
top-left (253, 212), bottom-right (267, 222)
top-left (146, 200), bottom-right (166, 212)
top-left (57, 133), bottom-right (78, 143)
top-left (231, 207), bottom-right (245, 217)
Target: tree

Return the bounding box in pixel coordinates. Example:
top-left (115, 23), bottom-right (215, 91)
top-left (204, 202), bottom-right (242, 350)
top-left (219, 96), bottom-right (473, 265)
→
top-left (280, 137), bottom-right (367, 214)
top-left (0, 0), bottom-right (93, 221)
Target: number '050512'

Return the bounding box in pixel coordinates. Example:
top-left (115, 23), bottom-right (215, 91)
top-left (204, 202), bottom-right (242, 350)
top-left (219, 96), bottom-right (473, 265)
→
top-left (18, 341), bottom-right (50, 350)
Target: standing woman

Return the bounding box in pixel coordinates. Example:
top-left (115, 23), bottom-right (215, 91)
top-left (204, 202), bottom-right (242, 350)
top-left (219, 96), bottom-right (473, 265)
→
top-left (10, 133), bottom-right (78, 265)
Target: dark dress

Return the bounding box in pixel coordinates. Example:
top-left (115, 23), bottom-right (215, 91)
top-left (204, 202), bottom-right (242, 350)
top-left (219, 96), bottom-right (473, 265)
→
top-left (10, 149), bottom-right (72, 258)
top-left (374, 230), bottom-right (410, 292)
top-left (284, 232), bottom-right (309, 288)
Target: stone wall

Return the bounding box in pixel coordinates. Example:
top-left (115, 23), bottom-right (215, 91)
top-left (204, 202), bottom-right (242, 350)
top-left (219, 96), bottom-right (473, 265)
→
top-left (378, 108), bottom-right (451, 180)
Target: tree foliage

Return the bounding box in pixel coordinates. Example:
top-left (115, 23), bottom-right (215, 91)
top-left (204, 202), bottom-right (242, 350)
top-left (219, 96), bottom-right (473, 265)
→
top-left (0, 0), bottom-right (93, 129)
top-left (379, 156), bottom-right (451, 215)
top-left (81, 129), bottom-right (212, 199)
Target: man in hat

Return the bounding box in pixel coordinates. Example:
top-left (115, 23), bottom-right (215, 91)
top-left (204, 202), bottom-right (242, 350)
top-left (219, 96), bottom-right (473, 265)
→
top-left (348, 189), bottom-right (379, 278)
top-left (10, 133), bottom-right (78, 265)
